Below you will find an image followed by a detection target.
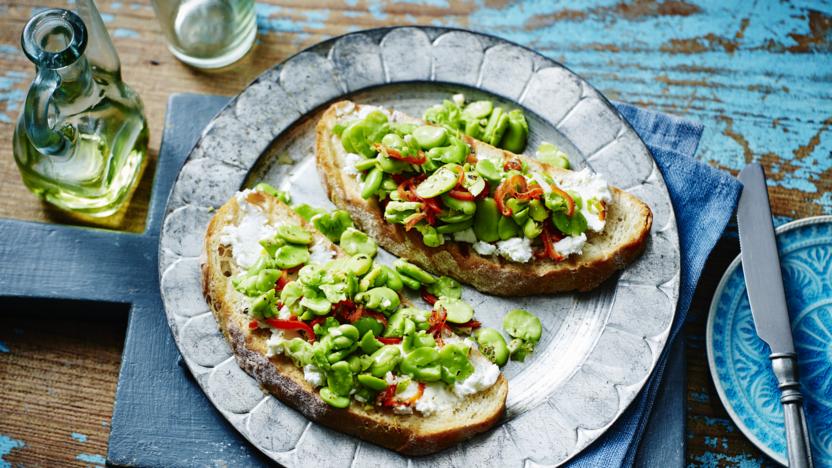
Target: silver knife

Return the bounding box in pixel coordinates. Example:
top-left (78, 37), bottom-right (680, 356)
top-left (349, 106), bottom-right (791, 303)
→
top-left (738, 163), bottom-right (813, 468)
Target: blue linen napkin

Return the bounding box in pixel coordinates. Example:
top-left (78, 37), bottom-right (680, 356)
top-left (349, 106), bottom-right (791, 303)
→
top-left (569, 104), bottom-right (743, 467)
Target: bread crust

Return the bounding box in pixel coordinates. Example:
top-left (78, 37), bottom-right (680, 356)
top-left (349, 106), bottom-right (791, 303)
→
top-left (202, 190), bottom-right (508, 456)
top-left (315, 101), bottom-right (653, 296)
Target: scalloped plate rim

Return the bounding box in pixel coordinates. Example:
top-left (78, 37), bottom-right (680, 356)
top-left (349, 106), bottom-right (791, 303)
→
top-left (157, 26), bottom-right (681, 467)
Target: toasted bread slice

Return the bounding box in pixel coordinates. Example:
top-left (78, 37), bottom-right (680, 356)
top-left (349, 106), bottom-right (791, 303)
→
top-left (202, 190), bottom-right (508, 456)
top-left (315, 101), bottom-right (652, 296)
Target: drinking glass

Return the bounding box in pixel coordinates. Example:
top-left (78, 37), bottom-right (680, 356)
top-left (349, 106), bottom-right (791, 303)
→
top-left (150, 0), bottom-right (256, 69)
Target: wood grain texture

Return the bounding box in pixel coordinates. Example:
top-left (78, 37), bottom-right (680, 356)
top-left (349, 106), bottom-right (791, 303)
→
top-left (0, 300), bottom-right (127, 468)
top-left (0, 0), bottom-right (829, 466)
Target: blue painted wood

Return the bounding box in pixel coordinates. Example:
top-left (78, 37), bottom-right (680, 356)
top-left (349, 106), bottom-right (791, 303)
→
top-left (0, 93), bottom-right (687, 467)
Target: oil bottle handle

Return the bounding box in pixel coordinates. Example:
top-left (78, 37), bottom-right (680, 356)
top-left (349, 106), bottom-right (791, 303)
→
top-left (23, 68), bottom-right (74, 157)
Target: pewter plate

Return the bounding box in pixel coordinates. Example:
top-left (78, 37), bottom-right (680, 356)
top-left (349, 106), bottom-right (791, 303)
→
top-left (159, 27), bottom-right (680, 467)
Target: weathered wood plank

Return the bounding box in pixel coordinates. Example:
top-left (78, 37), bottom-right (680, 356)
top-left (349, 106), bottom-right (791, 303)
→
top-left (0, 301), bottom-right (127, 468)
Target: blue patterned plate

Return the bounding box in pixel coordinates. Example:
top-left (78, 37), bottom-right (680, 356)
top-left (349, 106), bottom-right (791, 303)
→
top-left (707, 215), bottom-right (832, 465)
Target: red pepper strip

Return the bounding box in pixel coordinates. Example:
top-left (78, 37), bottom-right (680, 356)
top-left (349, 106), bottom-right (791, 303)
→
top-left (309, 316), bottom-right (327, 329)
top-left (515, 184), bottom-right (545, 201)
top-left (549, 185), bottom-right (575, 217)
top-left (599, 201), bottom-right (607, 221)
top-left (264, 318), bottom-right (316, 342)
top-left (427, 307), bottom-right (451, 345)
top-left (374, 143), bottom-right (427, 165)
top-left (378, 385), bottom-right (398, 407)
top-left (274, 270), bottom-right (290, 293)
top-left (503, 159), bottom-right (522, 171)
top-left (466, 153), bottom-right (478, 164)
top-left (332, 300), bottom-right (360, 323)
top-left (448, 188), bottom-right (475, 201)
top-left (249, 320), bottom-right (260, 330)
top-left (453, 319), bottom-right (482, 330)
top-left (454, 165), bottom-right (466, 187)
top-left (537, 225), bottom-right (564, 262)
top-left (397, 176), bottom-right (425, 202)
top-left (494, 174), bottom-right (526, 216)
top-left (378, 336), bottom-right (403, 345)
top-left (422, 197), bottom-right (442, 225)
top-left (420, 288), bottom-right (438, 306)
top-left (404, 212), bottom-right (427, 231)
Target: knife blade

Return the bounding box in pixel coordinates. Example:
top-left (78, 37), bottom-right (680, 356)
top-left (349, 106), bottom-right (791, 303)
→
top-left (737, 163), bottom-right (813, 468)
top-left (737, 163), bottom-right (794, 354)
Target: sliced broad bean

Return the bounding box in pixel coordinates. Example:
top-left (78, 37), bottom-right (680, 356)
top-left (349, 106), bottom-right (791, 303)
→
top-left (369, 345), bottom-right (402, 378)
top-left (500, 109), bottom-right (528, 153)
top-left (512, 207), bottom-right (530, 226)
top-left (415, 164), bottom-right (460, 199)
top-left (347, 253), bottom-right (373, 276)
top-left (359, 265), bottom-right (386, 292)
top-left (435, 297), bottom-right (474, 324)
top-left (284, 338), bottom-right (312, 367)
top-left (438, 343), bottom-right (474, 385)
top-left (279, 281), bottom-right (304, 306)
top-left (276, 224), bottom-right (313, 245)
top-left (327, 361), bottom-right (354, 395)
top-left (394, 259), bottom-right (437, 285)
top-left (503, 309), bottom-right (542, 342)
top-left (425, 275), bottom-right (462, 300)
top-left (475, 159), bottom-right (502, 184)
top-left (416, 366), bottom-right (442, 382)
top-left (437, 211), bottom-right (474, 224)
top-left (311, 210), bottom-right (353, 243)
top-left (274, 245), bottom-right (310, 269)
top-left (497, 215), bottom-right (520, 240)
top-left (552, 210), bottom-right (588, 237)
top-left (250, 289), bottom-right (277, 319)
top-left (384, 201), bottom-right (423, 224)
top-left (355, 317), bottom-right (384, 339)
top-left (508, 338), bottom-right (535, 362)
top-left (475, 327), bottom-right (509, 366)
top-left (360, 330), bottom-right (383, 354)
top-left (319, 387), bottom-right (350, 408)
top-left (381, 133), bottom-right (404, 148)
top-left (412, 125), bottom-right (448, 149)
top-left (341, 228), bottom-right (378, 257)
top-left (462, 100), bottom-right (493, 120)
top-left (399, 273), bottom-right (421, 290)
top-left (361, 167), bottom-right (384, 199)
top-left (357, 286), bottom-right (400, 314)
top-left (301, 296), bottom-right (331, 316)
top-left (341, 121), bottom-right (374, 158)
top-left (442, 195), bottom-right (476, 215)
top-left (523, 218), bottom-right (543, 239)
top-left (380, 265), bottom-right (404, 292)
top-left (528, 199), bottom-right (548, 222)
top-left (481, 107), bottom-right (509, 147)
top-left (293, 203), bottom-right (326, 222)
top-left (353, 157), bottom-right (378, 172)
top-left (473, 197), bottom-right (500, 242)
top-left (416, 223), bottom-right (444, 247)
top-left (400, 347), bottom-right (440, 376)
top-left (436, 219), bottom-right (474, 234)
top-left (357, 373), bottom-right (388, 391)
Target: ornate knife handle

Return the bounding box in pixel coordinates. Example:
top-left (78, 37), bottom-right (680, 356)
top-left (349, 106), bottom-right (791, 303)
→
top-left (771, 352), bottom-right (814, 468)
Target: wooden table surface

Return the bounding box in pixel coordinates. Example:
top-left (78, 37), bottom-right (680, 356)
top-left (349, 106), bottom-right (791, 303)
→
top-left (0, 1), bottom-right (829, 466)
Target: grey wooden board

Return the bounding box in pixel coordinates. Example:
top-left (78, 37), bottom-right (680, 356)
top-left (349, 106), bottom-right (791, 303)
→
top-left (0, 93), bottom-right (684, 467)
